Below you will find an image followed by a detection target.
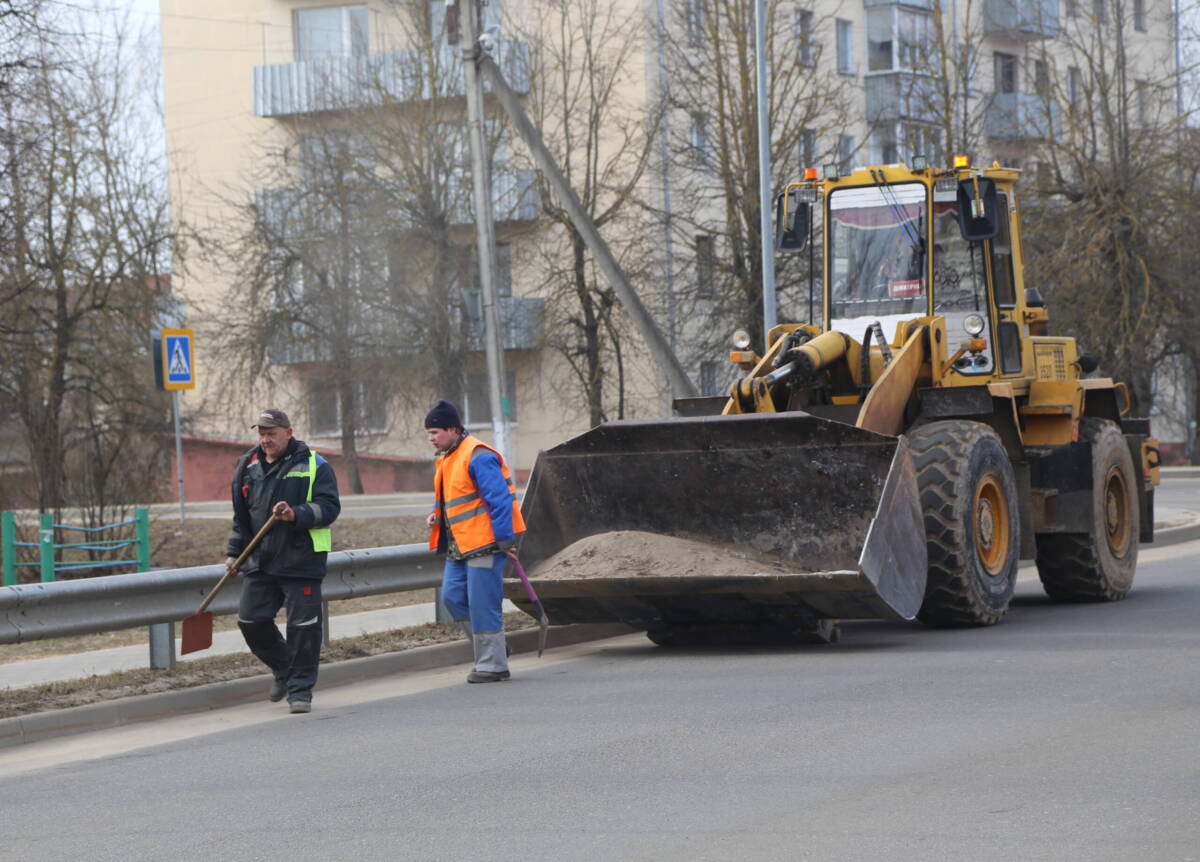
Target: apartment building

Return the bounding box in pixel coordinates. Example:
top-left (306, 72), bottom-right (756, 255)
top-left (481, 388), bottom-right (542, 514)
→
top-left (160, 0), bottom-right (1185, 481)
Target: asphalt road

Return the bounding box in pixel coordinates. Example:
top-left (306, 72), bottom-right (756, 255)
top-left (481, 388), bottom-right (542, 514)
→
top-left (2, 539), bottom-right (1197, 861)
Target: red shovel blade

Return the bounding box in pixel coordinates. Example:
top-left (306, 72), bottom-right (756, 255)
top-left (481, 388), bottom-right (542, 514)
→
top-left (180, 611), bottom-right (214, 655)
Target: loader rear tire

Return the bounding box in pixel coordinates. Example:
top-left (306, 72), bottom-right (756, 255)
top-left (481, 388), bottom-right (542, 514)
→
top-left (1035, 418), bottom-right (1138, 602)
top-left (909, 420), bottom-right (1020, 627)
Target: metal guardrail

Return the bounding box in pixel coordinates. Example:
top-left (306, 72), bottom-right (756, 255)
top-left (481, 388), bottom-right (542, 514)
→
top-left (0, 544), bottom-right (442, 646)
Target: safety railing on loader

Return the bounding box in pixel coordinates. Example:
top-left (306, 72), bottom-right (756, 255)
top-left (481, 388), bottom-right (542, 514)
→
top-left (0, 544), bottom-right (444, 669)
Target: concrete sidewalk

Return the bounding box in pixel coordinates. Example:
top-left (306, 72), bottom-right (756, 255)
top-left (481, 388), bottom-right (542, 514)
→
top-left (0, 599), bottom-right (521, 691)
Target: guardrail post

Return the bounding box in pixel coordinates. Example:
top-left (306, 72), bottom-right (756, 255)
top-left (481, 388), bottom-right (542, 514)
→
top-left (39, 513), bottom-right (55, 583)
top-left (149, 621), bottom-right (176, 670)
top-left (2, 511), bottom-right (14, 586)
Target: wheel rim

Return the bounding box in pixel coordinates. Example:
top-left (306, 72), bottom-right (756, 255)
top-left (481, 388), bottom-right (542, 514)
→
top-left (974, 474), bottom-right (1010, 575)
top-left (1104, 465), bottom-right (1132, 557)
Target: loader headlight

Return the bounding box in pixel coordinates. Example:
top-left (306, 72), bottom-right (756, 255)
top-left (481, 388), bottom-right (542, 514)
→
top-left (731, 329), bottom-right (752, 350)
top-left (963, 314), bottom-right (986, 336)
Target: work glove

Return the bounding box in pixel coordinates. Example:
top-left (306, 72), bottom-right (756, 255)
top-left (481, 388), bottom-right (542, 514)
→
top-left (224, 555), bottom-right (240, 574)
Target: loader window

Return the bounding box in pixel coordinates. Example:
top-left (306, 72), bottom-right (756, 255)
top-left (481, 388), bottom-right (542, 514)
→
top-left (828, 183), bottom-right (927, 338)
top-left (931, 197), bottom-right (996, 375)
top-left (991, 193), bottom-right (1016, 307)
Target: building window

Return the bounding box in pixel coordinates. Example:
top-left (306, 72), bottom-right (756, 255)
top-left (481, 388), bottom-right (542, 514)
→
top-left (1093, 0), bottom-right (1107, 24)
top-left (1134, 0), bottom-right (1146, 31)
top-left (795, 9), bottom-right (815, 66)
top-left (700, 360), bottom-right (722, 396)
top-left (1067, 66), bottom-right (1082, 109)
top-left (686, 0), bottom-right (705, 48)
top-left (690, 113), bottom-right (710, 163)
top-left (465, 371), bottom-right (517, 426)
top-left (695, 234), bottom-right (715, 298)
top-left (798, 127), bottom-right (816, 171)
top-left (836, 19), bottom-right (853, 74)
top-left (1066, 0), bottom-right (1077, 16)
top-left (867, 6), bottom-right (929, 73)
top-left (471, 242), bottom-right (513, 297)
top-left (1034, 59), bottom-right (1050, 99)
top-left (867, 7), bottom-right (893, 71)
top-left (994, 52), bottom-right (1017, 94)
top-left (1136, 80), bottom-right (1149, 125)
top-left (309, 379), bottom-right (387, 436)
top-left (838, 134), bottom-right (855, 173)
top-left (294, 5), bottom-right (369, 60)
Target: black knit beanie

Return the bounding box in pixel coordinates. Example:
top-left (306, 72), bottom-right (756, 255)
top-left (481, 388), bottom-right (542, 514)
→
top-left (424, 399), bottom-right (463, 430)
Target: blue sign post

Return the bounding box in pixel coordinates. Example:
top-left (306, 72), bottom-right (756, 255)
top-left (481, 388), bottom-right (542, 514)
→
top-left (158, 329), bottom-right (195, 522)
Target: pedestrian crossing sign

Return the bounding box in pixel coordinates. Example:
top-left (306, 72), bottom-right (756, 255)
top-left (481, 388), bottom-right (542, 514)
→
top-left (161, 329), bottom-right (195, 390)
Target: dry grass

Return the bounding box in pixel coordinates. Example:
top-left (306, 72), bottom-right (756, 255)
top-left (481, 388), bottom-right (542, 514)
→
top-left (0, 613), bottom-right (532, 720)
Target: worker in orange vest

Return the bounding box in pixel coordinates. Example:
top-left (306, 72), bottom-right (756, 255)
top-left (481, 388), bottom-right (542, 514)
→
top-left (425, 399), bottom-right (526, 682)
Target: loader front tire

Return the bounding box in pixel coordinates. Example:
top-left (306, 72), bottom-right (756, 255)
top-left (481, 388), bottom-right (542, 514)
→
top-left (909, 421), bottom-right (1020, 627)
top-left (1035, 418), bottom-right (1138, 602)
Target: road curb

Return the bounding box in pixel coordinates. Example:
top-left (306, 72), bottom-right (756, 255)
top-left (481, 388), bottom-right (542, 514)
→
top-left (1149, 520), bottom-right (1200, 548)
top-left (0, 622), bottom-right (633, 751)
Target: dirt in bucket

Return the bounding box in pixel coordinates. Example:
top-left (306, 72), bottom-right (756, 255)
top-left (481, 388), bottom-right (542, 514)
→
top-left (525, 530), bottom-right (806, 580)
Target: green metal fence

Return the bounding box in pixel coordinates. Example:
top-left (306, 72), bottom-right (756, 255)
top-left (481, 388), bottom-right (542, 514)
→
top-left (1, 509), bottom-right (150, 586)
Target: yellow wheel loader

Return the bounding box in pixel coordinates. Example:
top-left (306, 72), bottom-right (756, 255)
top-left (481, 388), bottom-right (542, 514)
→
top-left (506, 159), bottom-right (1160, 644)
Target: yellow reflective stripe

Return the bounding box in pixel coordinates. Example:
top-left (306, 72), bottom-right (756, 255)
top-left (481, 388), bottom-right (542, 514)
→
top-left (447, 505), bottom-right (487, 525)
top-left (310, 527), bottom-right (332, 552)
top-left (303, 452), bottom-right (331, 552)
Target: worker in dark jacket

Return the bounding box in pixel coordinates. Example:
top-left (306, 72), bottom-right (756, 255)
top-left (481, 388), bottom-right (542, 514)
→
top-left (425, 399), bottom-right (525, 683)
top-left (226, 408), bottom-right (340, 714)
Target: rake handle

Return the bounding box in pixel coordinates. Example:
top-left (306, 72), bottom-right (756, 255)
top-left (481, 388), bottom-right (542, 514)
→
top-left (194, 513), bottom-right (278, 615)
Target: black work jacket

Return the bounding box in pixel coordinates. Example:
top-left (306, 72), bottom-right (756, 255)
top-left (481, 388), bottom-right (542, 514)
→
top-left (226, 437), bottom-right (341, 580)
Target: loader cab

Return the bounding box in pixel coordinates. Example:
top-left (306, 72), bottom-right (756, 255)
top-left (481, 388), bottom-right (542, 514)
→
top-left (818, 164), bottom-right (1023, 380)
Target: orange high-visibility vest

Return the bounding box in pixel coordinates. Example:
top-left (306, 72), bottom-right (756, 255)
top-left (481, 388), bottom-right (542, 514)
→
top-left (429, 436), bottom-right (525, 555)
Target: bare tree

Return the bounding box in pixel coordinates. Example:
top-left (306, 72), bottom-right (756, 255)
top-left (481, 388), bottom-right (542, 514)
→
top-left (211, 0), bottom-right (518, 489)
top-left (0, 14), bottom-right (177, 517)
top-left (1019, 0), bottom-right (1199, 411)
top-left (510, 0), bottom-right (665, 425)
top-left (658, 0), bottom-right (855, 356)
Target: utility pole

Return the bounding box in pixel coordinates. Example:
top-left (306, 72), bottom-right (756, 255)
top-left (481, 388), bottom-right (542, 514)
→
top-left (754, 0), bottom-right (776, 340)
top-left (460, 0), bottom-right (512, 462)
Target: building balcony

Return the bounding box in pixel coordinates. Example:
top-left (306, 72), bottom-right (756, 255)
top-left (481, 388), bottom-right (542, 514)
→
top-left (984, 92), bottom-right (1059, 139)
top-left (464, 295), bottom-right (545, 352)
top-left (255, 168), bottom-right (539, 240)
top-left (863, 0), bottom-right (933, 8)
top-left (267, 293), bottom-right (544, 366)
top-left (865, 72), bottom-right (940, 125)
top-left (253, 41), bottom-right (530, 118)
top-left (983, 0), bottom-right (1059, 39)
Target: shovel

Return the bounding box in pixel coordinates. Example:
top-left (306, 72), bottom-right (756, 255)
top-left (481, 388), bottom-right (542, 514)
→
top-left (510, 556), bottom-right (549, 657)
top-left (180, 513), bottom-right (278, 655)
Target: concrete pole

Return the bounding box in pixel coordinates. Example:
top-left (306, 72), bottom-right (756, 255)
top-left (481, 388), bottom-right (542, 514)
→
top-left (755, 0), bottom-right (777, 341)
top-left (461, 0), bottom-right (512, 462)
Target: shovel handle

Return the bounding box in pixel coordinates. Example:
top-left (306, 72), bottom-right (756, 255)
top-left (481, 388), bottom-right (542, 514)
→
top-left (510, 556), bottom-right (540, 605)
top-left (194, 513), bottom-right (278, 615)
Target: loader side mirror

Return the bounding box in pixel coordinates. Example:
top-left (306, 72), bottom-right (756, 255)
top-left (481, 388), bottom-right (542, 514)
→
top-left (956, 177), bottom-right (999, 242)
top-left (775, 190), bottom-right (810, 252)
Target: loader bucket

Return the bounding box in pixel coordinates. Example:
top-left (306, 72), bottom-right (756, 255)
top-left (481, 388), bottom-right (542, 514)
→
top-left (506, 413), bottom-right (927, 634)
